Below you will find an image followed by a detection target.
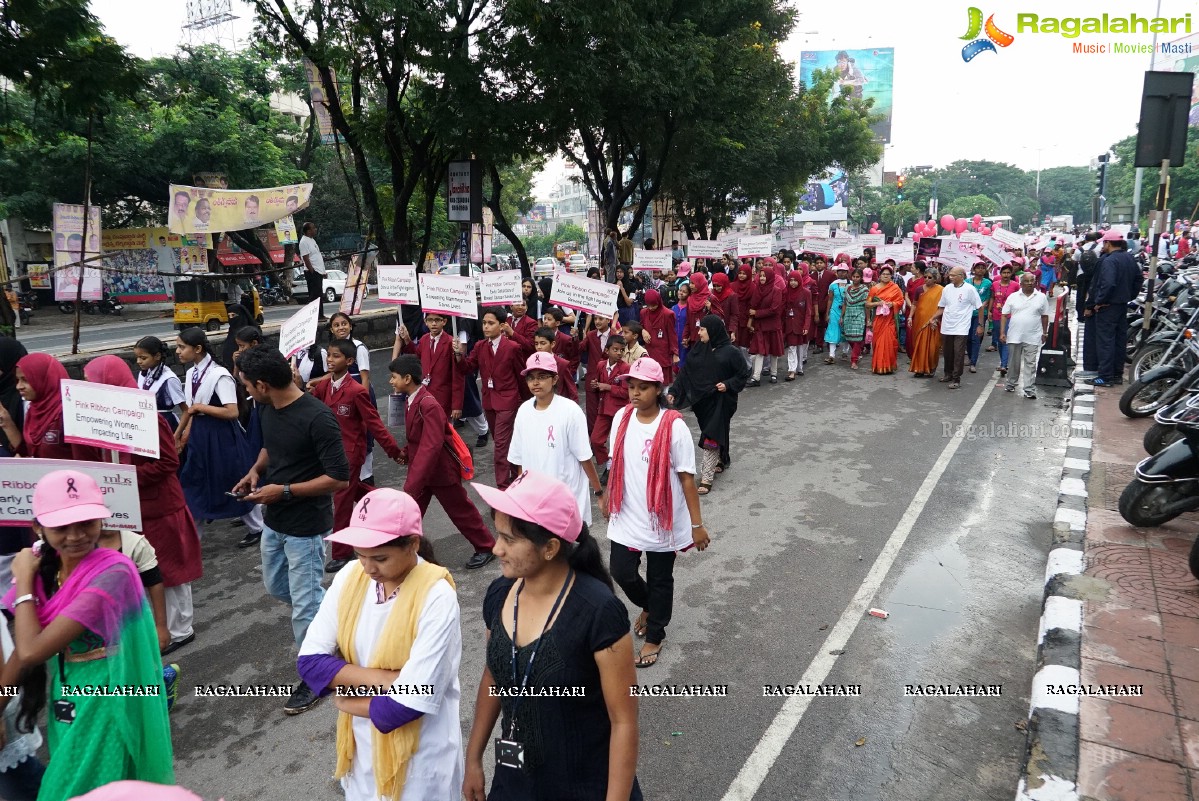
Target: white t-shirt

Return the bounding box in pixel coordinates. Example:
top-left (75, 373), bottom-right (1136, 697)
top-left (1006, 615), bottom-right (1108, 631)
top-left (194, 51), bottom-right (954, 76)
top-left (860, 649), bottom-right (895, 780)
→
top-left (937, 283), bottom-right (983, 336)
top-left (299, 235), bottom-right (326, 275)
top-left (299, 560), bottom-right (463, 801)
top-left (508, 395), bottom-right (594, 524)
top-left (607, 407), bottom-right (696, 552)
top-left (1002, 289), bottom-right (1050, 345)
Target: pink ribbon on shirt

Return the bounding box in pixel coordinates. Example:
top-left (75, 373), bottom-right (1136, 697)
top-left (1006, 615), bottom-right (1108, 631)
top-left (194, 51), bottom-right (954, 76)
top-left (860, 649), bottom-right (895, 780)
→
top-left (547, 426), bottom-right (555, 443)
top-left (642, 438), bottom-right (653, 457)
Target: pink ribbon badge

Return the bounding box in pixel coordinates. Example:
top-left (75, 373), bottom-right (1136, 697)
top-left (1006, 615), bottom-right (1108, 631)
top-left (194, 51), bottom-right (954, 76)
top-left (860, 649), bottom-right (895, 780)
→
top-left (642, 439), bottom-right (653, 457)
top-left (546, 425), bottom-right (555, 443)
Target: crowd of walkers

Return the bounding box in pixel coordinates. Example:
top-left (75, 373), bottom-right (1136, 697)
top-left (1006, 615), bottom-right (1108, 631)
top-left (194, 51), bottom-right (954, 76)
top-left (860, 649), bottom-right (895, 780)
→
top-left (0, 235), bottom-right (1065, 800)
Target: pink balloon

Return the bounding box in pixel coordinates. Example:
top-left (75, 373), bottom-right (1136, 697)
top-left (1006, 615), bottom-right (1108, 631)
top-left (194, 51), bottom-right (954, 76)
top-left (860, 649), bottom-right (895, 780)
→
top-left (994, 222), bottom-right (1003, 229)
top-left (954, 219), bottom-right (968, 234)
top-left (972, 214), bottom-right (982, 225)
top-left (940, 214), bottom-right (956, 231)
top-left (980, 226), bottom-right (992, 235)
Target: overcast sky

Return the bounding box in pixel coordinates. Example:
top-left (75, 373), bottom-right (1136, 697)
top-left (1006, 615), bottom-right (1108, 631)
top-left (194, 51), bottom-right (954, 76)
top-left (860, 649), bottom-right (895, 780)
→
top-left (92, 0), bottom-right (1196, 197)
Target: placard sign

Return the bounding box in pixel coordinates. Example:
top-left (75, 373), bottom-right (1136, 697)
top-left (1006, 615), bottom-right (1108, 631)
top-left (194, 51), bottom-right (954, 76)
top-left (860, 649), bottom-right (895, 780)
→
top-left (418, 273), bottom-right (478, 319)
top-left (960, 232), bottom-right (984, 244)
top-left (61, 380), bottom-right (160, 458)
top-left (377, 266), bottom-right (420, 305)
top-left (803, 238), bottom-right (839, 258)
top-left (0, 458), bottom-right (141, 531)
top-left (859, 233), bottom-right (885, 247)
top-left (990, 227), bottom-right (1025, 249)
top-left (479, 270), bottom-right (522, 306)
top-left (686, 240), bottom-right (724, 259)
top-left (876, 244), bottom-right (914, 264)
top-left (737, 234), bottom-right (775, 258)
top-left (632, 249), bottom-right (672, 272)
top-left (802, 224), bottom-right (831, 239)
top-left (278, 298), bottom-right (322, 359)
top-left (550, 272), bottom-right (620, 317)
top-left (982, 238), bottom-right (1011, 267)
top-left (837, 242), bottom-right (866, 259)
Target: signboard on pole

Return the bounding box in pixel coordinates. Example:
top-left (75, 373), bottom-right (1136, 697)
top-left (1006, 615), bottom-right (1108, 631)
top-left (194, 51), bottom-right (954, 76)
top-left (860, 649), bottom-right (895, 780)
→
top-left (632, 249), bottom-right (672, 272)
top-left (60, 380), bottom-right (160, 458)
top-left (0, 458), bottom-right (141, 531)
top-left (550, 273), bottom-right (620, 317)
top-left (876, 243), bottom-right (914, 264)
top-left (278, 299), bottom-right (322, 359)
top-left (377, 266), bottom-right (420, 305)
top-left (982, 238), bottom-right (1010, 267)
top-left (447, 160), bottom-right (482, 223)
top-left (339, 252), bottom-right (370, 315)
top-left (686, 240), bottom-right (724, 259)
top-left (737, 234), bottom-right (774, 258)
top-left (479, 270), bottom-right (522, 306)
top-left (803, 239), bottom-right (839, 259)
top-left (418, 273), bottom-right (478, 319)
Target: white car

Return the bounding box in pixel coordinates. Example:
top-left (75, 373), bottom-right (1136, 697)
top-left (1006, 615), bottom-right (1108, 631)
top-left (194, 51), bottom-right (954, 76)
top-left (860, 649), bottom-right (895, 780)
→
top-left (566, 254), bottom-right (588, 272)
top-left (533, 257), bottom-right (556, 277)
top-left (291, 268), bottom-right (350, 302)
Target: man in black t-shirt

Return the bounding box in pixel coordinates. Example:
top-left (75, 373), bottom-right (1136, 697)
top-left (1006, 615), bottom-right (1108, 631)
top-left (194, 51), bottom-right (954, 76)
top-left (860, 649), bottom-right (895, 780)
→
top-left (235, 345), bottom-right (350, 715)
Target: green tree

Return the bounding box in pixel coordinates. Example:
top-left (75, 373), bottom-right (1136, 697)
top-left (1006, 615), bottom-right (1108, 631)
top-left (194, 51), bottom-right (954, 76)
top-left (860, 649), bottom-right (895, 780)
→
top-left (880, 201), bottom-right (919, 233)
top-left (1105, 128), bottom-right (1199, 228)
top-left (940, 194), bottom-right (1000, 221)
top-left (1037, 166), bottom-right (1094, 222)
top-left (552, 223), bottom-right (586, 247)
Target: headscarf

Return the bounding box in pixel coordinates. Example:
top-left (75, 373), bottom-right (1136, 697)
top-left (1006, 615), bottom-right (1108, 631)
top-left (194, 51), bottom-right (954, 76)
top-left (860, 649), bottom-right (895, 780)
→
top-left (222, 303), bottom-right (254, 367)
top-left (687, 273), bottom-right (711, 318)
top-left (0, 338), bottom-right (28, 434)
top-left (772, 265), bottom-right (786, 292)
top-left (710, 272), bottom-right (732, 301)
top-left (699, 314), bottom-right (731, 349)
top-left (751, 266), bottom-right (776, 308)
top-left (84, 355), bottom-right (138, 389)
top-left (641, 288), bottom-right (672, 331)
top-left (785, 270), bottom-right (807, 305)
top-left (16, 353), bottom-right (68, 451)
top-left (732, 265), bottom-right (754, 301)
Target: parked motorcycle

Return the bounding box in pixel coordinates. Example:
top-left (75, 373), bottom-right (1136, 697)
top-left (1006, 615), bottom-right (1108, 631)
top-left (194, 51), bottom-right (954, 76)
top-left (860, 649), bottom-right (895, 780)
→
top-left (57, 295), bottom-right (123, 316)
top-left (1143, 393), bottom-right (1199, 455)
top-left (1119, 337), bottom-right (1199, 418)
top-left (1119, 408), bottom-right (1199, 527)
top-left (97, 294), bottom-right (123, 315)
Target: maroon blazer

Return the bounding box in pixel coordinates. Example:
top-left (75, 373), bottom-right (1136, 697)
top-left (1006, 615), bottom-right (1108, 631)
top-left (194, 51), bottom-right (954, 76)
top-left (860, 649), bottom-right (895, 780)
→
top-left (402, 388), bottom-right (460, 494)
top-left (553, 330), bottom-right (580, 375)
top-left (406, 333), bottom-right (464, 416)
top-left (583, 329), bottom-right (616, 385)
top-left (551, 354), bottom-right (579, 402)
top-left (507, 314), bottom-right (539, 356)
top-left (594, 359), bottom-right (630, 417)
top-left (813, 269), bottom-right (836, 308)
top-left (783, 288), bottom-right (815, 343)
top-left (460, 336), bottom-right (529, 412)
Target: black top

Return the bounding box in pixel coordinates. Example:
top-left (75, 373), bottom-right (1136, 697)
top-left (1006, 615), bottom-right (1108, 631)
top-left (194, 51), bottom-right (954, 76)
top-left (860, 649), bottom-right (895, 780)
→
top-left (260, 393), bottom-right (350, 536)
top-left (483, 575), bottom-right (642, 801)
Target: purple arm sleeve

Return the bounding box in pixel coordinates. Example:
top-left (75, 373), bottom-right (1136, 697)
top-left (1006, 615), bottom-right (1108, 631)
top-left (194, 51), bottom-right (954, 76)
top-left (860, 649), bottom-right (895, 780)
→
top-left (368, 695), bottom-right (425, 733)
top-left (297, 653), bottom-right (347, 697)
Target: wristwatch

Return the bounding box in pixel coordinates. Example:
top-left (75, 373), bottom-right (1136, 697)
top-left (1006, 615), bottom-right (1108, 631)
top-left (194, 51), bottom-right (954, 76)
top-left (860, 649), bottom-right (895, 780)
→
top-left (282, 484), bottom-right (293, 501)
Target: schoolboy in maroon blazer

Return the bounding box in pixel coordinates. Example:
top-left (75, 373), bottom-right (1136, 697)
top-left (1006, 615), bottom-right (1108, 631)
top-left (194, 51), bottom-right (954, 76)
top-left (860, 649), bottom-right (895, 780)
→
top-left (582, 314), bottom-right (616, 434)
top-left (588, 336), bottom-right (629, 470)
top-left (455, 308), bottom-right (528, 489)
top-left (504, 298), bottom-right (540, 356)
top-left (394, 310), bottom-right (465, 419)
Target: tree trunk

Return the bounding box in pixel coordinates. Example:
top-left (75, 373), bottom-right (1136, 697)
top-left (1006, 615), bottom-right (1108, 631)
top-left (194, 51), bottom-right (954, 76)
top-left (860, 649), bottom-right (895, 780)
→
top-left (484, 164), bottom-right (531, 279)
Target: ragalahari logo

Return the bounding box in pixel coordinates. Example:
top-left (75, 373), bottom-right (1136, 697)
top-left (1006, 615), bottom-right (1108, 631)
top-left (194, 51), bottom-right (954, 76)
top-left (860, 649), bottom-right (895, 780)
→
top-left (960, 7), bottom-right (1015, 62)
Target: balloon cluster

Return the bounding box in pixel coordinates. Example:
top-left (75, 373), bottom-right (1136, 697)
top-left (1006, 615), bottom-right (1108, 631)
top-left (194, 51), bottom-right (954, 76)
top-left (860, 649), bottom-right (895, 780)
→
top-left (910, 212), bottom-right (1004, 239)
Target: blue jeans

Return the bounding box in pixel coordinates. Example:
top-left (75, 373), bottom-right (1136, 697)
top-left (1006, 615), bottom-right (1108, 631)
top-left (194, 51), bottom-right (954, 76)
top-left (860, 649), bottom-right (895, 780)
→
top-left (967, 312), bottom-right (985, 365)
top-left (261, 524), bottom-right (328, 650)
top-left (989, 319), bottom-right (1010, 368)
top-left (0, 756), bottom-right (45, 801)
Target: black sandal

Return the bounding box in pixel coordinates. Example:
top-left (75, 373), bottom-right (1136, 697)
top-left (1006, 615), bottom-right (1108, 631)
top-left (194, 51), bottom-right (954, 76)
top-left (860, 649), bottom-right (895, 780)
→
top-left (697, 481), bottom-right (712, 495)
top-left (636, 643), bottom-right (663, 668)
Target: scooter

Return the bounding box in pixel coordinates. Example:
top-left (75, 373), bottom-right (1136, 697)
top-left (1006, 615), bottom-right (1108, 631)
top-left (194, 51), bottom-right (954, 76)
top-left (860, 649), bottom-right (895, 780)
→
top-left (1120, 408), bottom-right (1199, 527)
top-left (98, 294), bottom-right (123, 315)
top-left (1143, 392), bottom-right (1199, 454)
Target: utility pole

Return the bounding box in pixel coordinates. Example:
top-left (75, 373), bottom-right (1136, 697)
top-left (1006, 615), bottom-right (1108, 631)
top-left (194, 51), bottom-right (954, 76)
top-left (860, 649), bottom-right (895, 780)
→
top-left (1133, 0), bottom-right (1164, 227)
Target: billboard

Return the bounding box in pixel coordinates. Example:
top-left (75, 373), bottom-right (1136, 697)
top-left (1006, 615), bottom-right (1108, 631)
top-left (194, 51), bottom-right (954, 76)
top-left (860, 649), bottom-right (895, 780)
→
top-left (799, 47), bottom-right (895, 143)
top-left (793, 168), bottom-right (849, 223)
top-left (1156, 34), bottom-right (1199, 127)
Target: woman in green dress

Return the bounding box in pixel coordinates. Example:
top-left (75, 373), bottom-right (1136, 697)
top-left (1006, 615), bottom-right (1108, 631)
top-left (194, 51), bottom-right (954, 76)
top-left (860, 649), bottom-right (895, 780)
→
top-left (840, 269), bottom-right (870, 369)
top-left (2, 469), bottom-right (173, 800)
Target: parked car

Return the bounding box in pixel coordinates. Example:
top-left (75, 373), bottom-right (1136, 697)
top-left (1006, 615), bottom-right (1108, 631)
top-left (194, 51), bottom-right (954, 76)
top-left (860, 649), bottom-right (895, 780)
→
top-left (566, 254), bottom-right (588, 272)
top-left (533, 257), bottom-right (557, 277)
top-left (291, 268), bottom-right (350, 302)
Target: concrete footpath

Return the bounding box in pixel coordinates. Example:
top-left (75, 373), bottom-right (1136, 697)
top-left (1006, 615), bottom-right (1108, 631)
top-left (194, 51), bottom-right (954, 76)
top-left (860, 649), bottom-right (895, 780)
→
top-left (1076, 385), bottom-right (1199, 799)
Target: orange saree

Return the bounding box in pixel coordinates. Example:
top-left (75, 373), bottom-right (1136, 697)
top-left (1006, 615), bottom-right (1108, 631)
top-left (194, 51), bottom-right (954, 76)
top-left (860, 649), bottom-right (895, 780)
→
top-left (869, 281), bottom-right (904, 375)
top-left (908, 284), bottom-right (943, 376)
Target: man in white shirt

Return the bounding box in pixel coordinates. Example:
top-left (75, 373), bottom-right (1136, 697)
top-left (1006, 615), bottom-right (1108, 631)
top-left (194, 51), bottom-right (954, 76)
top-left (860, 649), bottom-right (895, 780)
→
top-left (1000, 272), bottom-right (1050, 399)
top-left (299, 222), bottom-right (328, 321)
top-left (927, 266), bottom-right (982, 389)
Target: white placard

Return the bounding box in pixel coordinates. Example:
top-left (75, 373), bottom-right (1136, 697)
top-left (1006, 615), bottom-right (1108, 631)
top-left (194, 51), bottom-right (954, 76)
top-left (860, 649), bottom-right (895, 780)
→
top-left (960, 232), bottom-right (984, 244)
top-left (549, 272), bottom-right (620, 317)
top-left (479, 269), bottom-right (522, 306)
top-left (0, 458), bottom-right (141, 531)
top-left (802, 224), bottom-right (831, 239)
top-left (837, 242), bottom-right (866, 259)
top-left (686, 240), bottom-right (724, 259)
top-left (859, 233), bottom-right (885, 247)
top-left (278, 298), bottom-right (322, 359)
top-left (935, 249), bottom-right (973, 270)
top-left (991, 227), bottom-right (1025, 249)
top-left (377, 265), bottom-right (420, 305)
top-left (61, 380), bottom-right (160, 458)
top-left (876, 243), bottom-right (915, 264)
top-left (802, 238), bottom-right (839, 258)
top-left (737, 234), bottom-right (775, 258)
top-left (418, 274), bottom-right (478, 319)
top-left (632, 249), bottom-right (672, 272)
top-left (982, 238), bottom-right (1010, 266)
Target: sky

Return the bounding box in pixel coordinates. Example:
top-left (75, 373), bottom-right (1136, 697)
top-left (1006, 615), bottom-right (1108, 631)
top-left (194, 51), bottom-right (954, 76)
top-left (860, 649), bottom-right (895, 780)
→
top-left (92, 0), bottom-right (1197, 198)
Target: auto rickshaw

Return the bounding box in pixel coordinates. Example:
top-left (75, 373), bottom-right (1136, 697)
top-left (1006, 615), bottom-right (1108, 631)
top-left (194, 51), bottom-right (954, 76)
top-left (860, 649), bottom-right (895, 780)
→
top-left (174, 279), bottom-right (264, 332)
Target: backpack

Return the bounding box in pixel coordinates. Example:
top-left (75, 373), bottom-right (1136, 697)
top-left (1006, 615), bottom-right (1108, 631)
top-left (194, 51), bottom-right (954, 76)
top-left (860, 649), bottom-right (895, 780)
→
top-left (660, 279), bottom-right (679, 308)
top-left (1079, 244), bottom-right (1099, 270)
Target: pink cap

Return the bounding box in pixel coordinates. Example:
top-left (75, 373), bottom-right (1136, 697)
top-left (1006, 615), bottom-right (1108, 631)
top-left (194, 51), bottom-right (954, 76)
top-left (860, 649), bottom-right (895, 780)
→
top-left (471, 471), bottom-right (582, 542)
top-left (33, 470), bottom-right (110, 528)
top-left (1101, 229), bottom-right (1125, 242)
top-left (325, 488), bottom-right (423, 548)
top-left (863, 268), bottom-right (875, 281)
top-left (676, 261), bottom-right (693, 277)
top-left (70, 782), bottom-right (205, 801)
top-left (614, 356), bottom-right (664, 384)
top-left (521, 351), bottom-right (559, 376)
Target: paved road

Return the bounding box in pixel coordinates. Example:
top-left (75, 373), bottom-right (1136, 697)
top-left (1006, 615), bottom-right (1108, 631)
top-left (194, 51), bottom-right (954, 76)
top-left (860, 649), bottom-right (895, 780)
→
top-left (168, 345), bottom-right (1068, 801)
top-left (17, 297), bottom-right (390, 356)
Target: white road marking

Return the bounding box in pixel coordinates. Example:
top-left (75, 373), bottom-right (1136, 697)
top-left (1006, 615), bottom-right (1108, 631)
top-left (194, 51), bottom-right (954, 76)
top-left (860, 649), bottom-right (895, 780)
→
top-left (720, 377), bottom-right (1000, 800)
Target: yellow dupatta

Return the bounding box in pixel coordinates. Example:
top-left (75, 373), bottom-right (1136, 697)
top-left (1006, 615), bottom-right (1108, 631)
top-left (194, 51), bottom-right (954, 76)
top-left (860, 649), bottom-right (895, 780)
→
top-left (334, 560), bottom-right (456, 799)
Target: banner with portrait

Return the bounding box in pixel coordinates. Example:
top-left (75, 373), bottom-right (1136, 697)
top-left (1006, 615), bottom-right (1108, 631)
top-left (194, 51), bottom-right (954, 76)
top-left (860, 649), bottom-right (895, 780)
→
top-left (167, 183), bottom-right (313, 235)
top-left (52, 203), bottom-right (103, 302)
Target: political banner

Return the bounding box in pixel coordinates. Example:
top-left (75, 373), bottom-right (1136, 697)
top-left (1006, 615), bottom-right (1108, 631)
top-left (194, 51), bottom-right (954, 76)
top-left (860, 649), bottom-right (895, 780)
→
top-left (686, 240), bottom-right (724, 259)
top-left (802, 238), bottom-right (839, 258)
top-left (278, 299), bottom-right (322, 359)
top-left (632, 249), bottom-right (672, 272)
top-left (302, 58), bottom-right (339, 145)
top-left (418, 273), bottom-right (478, 319)
top-left (26, 264), bottom-right (50, 290)
top-left (339, 252), bottom-right (369, 315)
top-left (737, 234), bottom-right (775, 258)
top-left (53, 203), bottom-right (103, 302)
top-left (377, 265), bottom-right (420, 305)
top-left (990, 227), bottom-right (1025, 250)
top-left (550, 272), bottom-right (620, 318)
top-left (0, 458), bottom-right (141, 531)
top-left (799, 48), bottom-right (894, 142)
top-left (802, 224), bottom-right (831, 239)
top-left (60, 380), bottom-right (160, 459)
top-left (859, 233), bottom-right (885, 247)
top-left (479, 270), bottom-right (522, 306)
top-left (180, 246), bottom-right (209, 274)
top-left (275, 215), bottom-right (298, 245)
top-left (167, 183), bottom-right (313, 235)
top-left (876, 243), bottom-right (914, 264)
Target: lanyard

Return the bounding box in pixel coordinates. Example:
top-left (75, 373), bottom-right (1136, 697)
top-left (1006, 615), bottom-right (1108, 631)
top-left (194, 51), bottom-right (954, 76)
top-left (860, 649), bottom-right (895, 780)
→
top-left (190, 358), bottom-right (213, 400)
top-left (141, 363), bottom-right (163, 391)
top-left (506, 569), bottom-right (573, 737)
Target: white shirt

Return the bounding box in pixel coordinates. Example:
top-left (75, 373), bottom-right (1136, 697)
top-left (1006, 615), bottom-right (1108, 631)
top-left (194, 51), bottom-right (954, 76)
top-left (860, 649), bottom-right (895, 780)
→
top-left (508, 395), bottom-right (594, 524)
top-left (139, 368), bottom-right (185, 410)
top-left (1002, 289), bottom-right (1050, 345)
top-left (184, 355), bottom-right (238, 406)
top-left (299, 561), bottom-right (463, 801)
top-left (937, 283), bottom-right (983, 336)
top-left (607, 407), bottom-right (696, 552)
top-left (299, 235), bottom-right (326, 276)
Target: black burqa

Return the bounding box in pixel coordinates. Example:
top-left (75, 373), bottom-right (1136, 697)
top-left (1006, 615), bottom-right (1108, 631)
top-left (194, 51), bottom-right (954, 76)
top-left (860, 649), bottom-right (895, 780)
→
top-left (670, 315), bottom-right (750, 466)
top-left (0, 337), bottom-right (29, 554)
top-left (221, 303), bottom-right (255, 367)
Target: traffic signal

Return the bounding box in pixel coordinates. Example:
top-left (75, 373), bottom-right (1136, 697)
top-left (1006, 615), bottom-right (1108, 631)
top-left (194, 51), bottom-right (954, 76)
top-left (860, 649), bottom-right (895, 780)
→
top-left (896, 174), bottom-right (906, 201)
top-left (1095, 154), bottom-right (1109, 197)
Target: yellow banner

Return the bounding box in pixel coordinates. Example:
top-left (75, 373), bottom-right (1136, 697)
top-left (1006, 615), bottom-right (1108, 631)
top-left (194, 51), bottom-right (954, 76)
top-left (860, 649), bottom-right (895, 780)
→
top-left (167, 183), bottom-right (313, 235)
top-left (101, 227), bottom-right (185, 251)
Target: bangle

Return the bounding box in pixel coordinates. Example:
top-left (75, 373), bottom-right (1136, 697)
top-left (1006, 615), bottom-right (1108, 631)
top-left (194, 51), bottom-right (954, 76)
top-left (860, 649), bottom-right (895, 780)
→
top-left (692, 523), bottom-right (704, 529)
top-left (12, 594), bottom-right (35, 609)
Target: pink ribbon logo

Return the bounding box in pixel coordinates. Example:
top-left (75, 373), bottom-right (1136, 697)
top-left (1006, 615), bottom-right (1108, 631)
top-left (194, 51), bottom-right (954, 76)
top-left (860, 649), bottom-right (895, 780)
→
top-left (547, 425), bottom-right (555, 443)
top-left (642, 439), bottom-right (653, 457)
top-left (358, 497), bottom-right (370, 521)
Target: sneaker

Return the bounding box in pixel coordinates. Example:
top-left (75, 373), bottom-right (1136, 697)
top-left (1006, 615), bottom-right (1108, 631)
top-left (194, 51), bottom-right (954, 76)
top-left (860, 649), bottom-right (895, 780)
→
top-left (164, 663), bottom-right (180, 712)
top-left (475, 433), bottom-right (489, 448)
top-left (1024, 391), bottom-right (1037, 399)
top-left (324, 558), bottom-right (350, 574)
top-left (746, 379), bottom-right (761, 388)
top-left (1004, 385), bottom-right (1016, 392)
top-left (1084, 377), bottom-right (1117, 387)
top-left (465, 552), bottom-right (495, 570)
top-left (237, 530), bottom-right (261, 549)
top-left (284, 682), bottom-right (321, 715)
